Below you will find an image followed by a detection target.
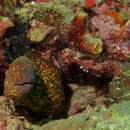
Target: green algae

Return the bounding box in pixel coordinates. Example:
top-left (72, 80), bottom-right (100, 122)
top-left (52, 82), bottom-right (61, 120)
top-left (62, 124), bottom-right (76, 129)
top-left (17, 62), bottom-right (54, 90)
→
top-left (15, 1), bottom-right (74, 25)
top-left (40, 101), bottom-right (130, 130)
top-left (0, 0), bottom-right (15, 18)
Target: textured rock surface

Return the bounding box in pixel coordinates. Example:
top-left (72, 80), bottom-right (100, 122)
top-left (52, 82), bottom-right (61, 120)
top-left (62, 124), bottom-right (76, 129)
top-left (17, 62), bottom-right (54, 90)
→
top-left (0, 96), bottom-right (24, 130)
top-left (109, 62), bottom-right (130, 102)
top-left (40, 101), bottom-right (130, 130)
top-left (27, 20), bottom-right (56, 42)
top-left (0, 16), bottom-right (14, 38)
top-left (82, 34), bottom-right (103, 54)
top-left (67, 83), bottom-right (106, 116)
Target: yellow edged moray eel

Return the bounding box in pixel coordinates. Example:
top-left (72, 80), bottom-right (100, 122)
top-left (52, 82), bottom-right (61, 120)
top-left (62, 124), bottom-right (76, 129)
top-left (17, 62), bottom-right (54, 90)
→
top-left (4, 51), bottom-right (65, 118)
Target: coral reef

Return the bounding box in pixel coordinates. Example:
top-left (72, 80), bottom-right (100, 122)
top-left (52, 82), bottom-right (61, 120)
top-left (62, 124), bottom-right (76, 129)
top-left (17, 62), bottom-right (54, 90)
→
top-left (1, 0), bottom-right (130, 129)
top-left (67, 83), bottom-right (106, 117)
top-left (0, 0), bottom-right (15, 18)
top-left (0, 96), bottom-right (24, 130)
top-left (40, 101), bottom-right (130, 130)
top-left (109, 62), bottom-right (130, 102)
top-left (27, 20), bottom-right (56, 42)
top-left (0, 16), bottom-right (14, 38)
top-left (15, 1), bottom-right (74, 31)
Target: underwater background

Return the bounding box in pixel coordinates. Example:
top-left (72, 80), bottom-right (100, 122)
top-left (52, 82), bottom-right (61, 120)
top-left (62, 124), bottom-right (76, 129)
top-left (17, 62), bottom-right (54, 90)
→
top-left (0, 0), bottom-right (130, 129)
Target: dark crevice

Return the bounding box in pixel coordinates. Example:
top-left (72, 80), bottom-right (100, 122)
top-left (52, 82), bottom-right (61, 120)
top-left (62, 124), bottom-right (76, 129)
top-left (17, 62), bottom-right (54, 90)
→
top-left (15, 82), bottom-right (33, 86)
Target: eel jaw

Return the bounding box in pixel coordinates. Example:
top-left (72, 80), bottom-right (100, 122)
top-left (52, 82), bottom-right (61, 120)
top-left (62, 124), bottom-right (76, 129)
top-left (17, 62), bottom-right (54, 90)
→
top-left (14, 82), bottom-right (34, 96)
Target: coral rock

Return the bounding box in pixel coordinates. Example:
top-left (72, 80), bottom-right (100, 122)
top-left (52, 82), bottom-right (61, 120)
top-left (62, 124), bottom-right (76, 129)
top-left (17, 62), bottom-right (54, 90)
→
top-left (27, 20), bottom-right (56, 42)
top-left (0, 16), bottom-right (14, 38)
top-left (109, 62), bottom-right (130, 102)
top-left (0, 96), bottom-right (24, 130)
top-left (82, 34), bottom-right (103, 54)
top-left (40, 101), bottom-right (130, 130)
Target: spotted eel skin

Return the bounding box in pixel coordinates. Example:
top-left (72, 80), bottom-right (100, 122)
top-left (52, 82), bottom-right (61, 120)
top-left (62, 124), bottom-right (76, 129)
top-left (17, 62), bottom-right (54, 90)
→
top-left (4, 51), bottom-right (65, 117)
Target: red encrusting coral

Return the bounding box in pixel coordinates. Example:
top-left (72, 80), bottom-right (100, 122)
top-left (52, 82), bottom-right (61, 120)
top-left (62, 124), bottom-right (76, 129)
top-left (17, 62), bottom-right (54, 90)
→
top-left (68, 14), bottom-right (86, 50)
top-left (77, 59), bottom-right (123, 76)
top-left (105, 9), bottom-right (124, 26)
top-left (84, 0), bottom-right (96, 8)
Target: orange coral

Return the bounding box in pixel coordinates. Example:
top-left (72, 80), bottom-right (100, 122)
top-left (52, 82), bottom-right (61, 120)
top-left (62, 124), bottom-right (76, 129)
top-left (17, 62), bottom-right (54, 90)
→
top-left (105, 9), bottom-right (124, 26)
top-left (0, 18), bottom-right (14, 38)
top-left (84, 0), bottom-right (96, 8)
top-left (68, 13), bottom-right (86, 49)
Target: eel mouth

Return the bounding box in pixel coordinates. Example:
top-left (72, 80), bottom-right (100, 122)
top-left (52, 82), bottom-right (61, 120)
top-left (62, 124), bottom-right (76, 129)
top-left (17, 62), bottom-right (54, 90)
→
top-left (11, 82), bottom-right (34, 96)
top-left (15, 82), bottom-right (33, 86)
